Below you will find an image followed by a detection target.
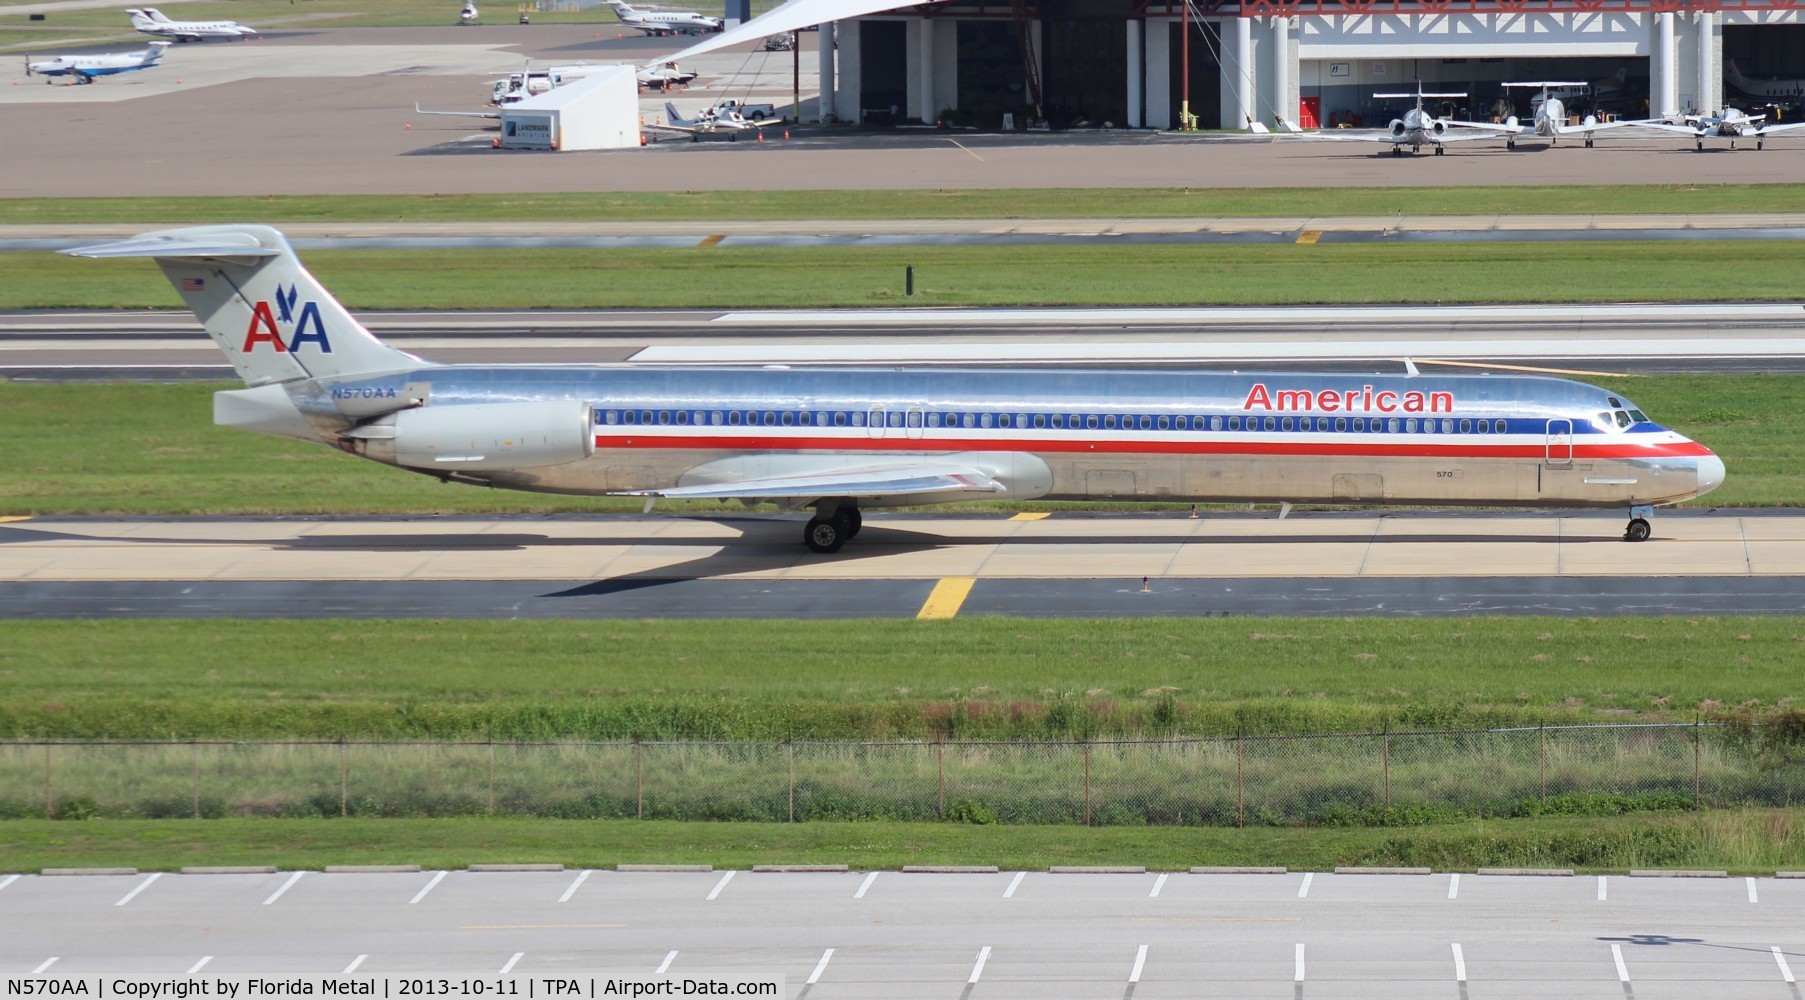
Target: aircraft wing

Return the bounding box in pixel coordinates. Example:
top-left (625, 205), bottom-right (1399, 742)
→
top-left (1755, 121), bottom-right (1805, 137)
top-left (1637, 121), bottom-right (1708, 136)
top-left (1441, 118), bottom-right (1523, 134)
top-left (1430, 131), bottom-right (1509, 143)
top-left (646, 121), bottom-right (703, 134)
top-left (621, 463), bottom-right (1003, 501)
top-left (1551, 118), bottom-right (1639, 135)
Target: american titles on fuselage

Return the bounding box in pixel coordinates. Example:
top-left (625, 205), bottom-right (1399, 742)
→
top-left (1243, 383), bottom-right (1453, 414)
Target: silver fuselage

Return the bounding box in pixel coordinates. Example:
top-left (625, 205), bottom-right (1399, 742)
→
top-left (253, 365), bottom-right (1722, 511)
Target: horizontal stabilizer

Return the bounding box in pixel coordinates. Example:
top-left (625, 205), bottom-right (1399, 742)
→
top-left (623, 464), bottom-right (1002, 501)
top-left (61, 233), bottom-right (278, 260)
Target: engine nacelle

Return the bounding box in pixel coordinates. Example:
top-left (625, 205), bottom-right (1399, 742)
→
top-left (348, 400), bottom-right (595, 471)
top-left (1431, 119), bottom-right (1447, 136)
top-left (1389, 119), bottom-right (1406, 137)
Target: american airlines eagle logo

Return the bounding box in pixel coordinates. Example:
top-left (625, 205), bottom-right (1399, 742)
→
top-left (241, 283), bottom-right (332, 354)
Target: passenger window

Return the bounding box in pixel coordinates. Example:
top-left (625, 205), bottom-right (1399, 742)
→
top-left (1494, 420), bottom-right (1505, 433)
top-left (1157, 416), bottom-right (1170, 430)
top-left (981, 413), bottom-right (993, 428)
top-left (656, 411), bottom-right (670, 425)
top-left (1033, 414), bottom-right (1046, 428)
top-left (780, 412), bottom-right (793, 426)
top-left (1441, 419), bottom-right (1453, 433)
top-left (890, 412), bottom-right (905, 428)
top-left (1103, 415), bottom-right (1116, 430)
top-left (1334, 417), bottom-right (1346, 432)
top-left (925, 413), bottom-right (940, 427)
top-left (1387, 418), bottom-right (1401, 433)
top-left (1282, 417), bottom-right (1294, 432)
top-left (640, 411), bottom-right (654, 425)
top-left (1229, 416), bottom-right (1240, 431)
top-left (1405, 419), bottom-right (1417, 433)
top-left (997, 414), bottom-right (1010, 428)
top-left (852, 412), bottom-right (865, 427)
top-left (676, 411), bottom-right (690, 425)
top-left (834, 412), bottom-right (846, 427)
top-left (1459, 419), bottom-right (1471, 433)
top-left (1052, 415), bottom-right (1065, 429)
top-left (1263, 417), bottom-right (1276, 431)
top-left (764, 411), bottom-right (777, 426)
top-left (1087, 415), bottom-right (1100, 430)
top-left (906, 411), bottom-right (921, 427)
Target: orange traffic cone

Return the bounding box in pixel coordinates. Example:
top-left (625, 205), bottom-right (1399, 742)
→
top-left (404, 122), bottom-right (412, 130)
top-left (783, 129), bottom-right (790, 140)
top-left (756, 130), bottom-right (764, 142)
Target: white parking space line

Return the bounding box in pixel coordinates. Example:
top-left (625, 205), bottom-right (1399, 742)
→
top-left (1451, 943), bottom-right (1467, 983)
top-left (558, 870), bottom-right (591, 904)
top-left (1128, 945), bottom-right (1148, 983)
top-left (0, 874), bottom-right (18, 892)
top-left (1297, 873), bottom-right (1314, 898)
top-left (967, 947), bottom-right (991, 984)
top-left (1596, 876), bottom-right (1608, 902)
top-left (115, 872), bottom-right (161, 907)
top-left (1447, 874), bottom-right (1460, 900)
top-left (1149, 874), bottom-right (1167, 898)
top-left (409, 871), bottom-right (447, 905)
top-left (1003, 872), bottom-right (1025, 898)
top-left (1774, 947), bottom-right (1796, 984)
top-left (500, 953), bottom-right (523, 975)
top-left (263, 871), bottom-right (304, 906)
top-left (1294, 943), bottom-right (1306, 983)
top-left (806, 948), bottom-right (834, 986)
top-left (1611, 944), bottom-right (1630, 983)
top-left (187, 957), bottom-right (212, 976)
top-left (343, 956), bottom-right (367, 975)
top-left (854, 873), bottom-right (877, 899)
top-left (1747, 877), bottom-right (1759, 903)
top-left (655, 951), bottom-right (677, 975)
top-left (705, 871), bottom-right (735, 901)
top-left (31, 959), bottom-right (58, 975)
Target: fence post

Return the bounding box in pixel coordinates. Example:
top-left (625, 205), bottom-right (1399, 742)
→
top-left (1693, 717), bottom-right (1702, 809)
top-left (635, 739), bottom-right (644, 820)
top-left (339, 740), bottom-right (348, 818)
top-left (1382, 728), bottom-right (1391, 812)
top-left (193, 742), bottom-right (203, 820)
top-left (1236, 731), bottom-right (1244, 828)
top-left (1083, 742), bottom-right (1092, 826)
top-left (1539, 723), bottom-right (1547, 806)
top-left (787, 742), bottom-right (796, 823)
top-left (488, 740), bottom-right (496, 816)
top-left (44, 744), bottom-right (52, 820)
top-left (937, 742), bottom-right (945, 819)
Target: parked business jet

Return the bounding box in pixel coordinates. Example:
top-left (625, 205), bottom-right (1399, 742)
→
top-left (459, 2), bottom-right (480, 24)
top-left (1328, 84), bottom-right (1509, 155)
top-left (1725, 59), bottom-right (1805, 103)
top-left (605, 0), bottom-right (722, 36)
top-left (1497, 82), bottom-right (1642, 148)
top-left (126, 8), bottom-right (257, 41)
top-left (25, 41), bottom-right (170, 83)
top-left (63, 226), bottom-right (1724, 551)
top-left (1642, 108), bottom-right (1805, 150)
top-left (651, 101), bottom-right (777, 140)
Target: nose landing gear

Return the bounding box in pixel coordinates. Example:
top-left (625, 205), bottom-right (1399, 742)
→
top-left (1623, 504), bottom-right (1654, 542)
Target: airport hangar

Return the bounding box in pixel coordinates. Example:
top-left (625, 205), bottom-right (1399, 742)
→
top-left (718, 0), bottom-right (1805, 131)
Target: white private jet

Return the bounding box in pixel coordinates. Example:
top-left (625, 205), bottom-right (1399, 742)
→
top-left (1324, 84), bottom-right (1508, 155)
top-left (651, 101), bottom-right (779, 141)
top-left (126, 8), bottom-right (257, 41)
top-left (1725, 59), bottom-right (1805, 104)
top-left (606, 0), bottom-right (722, 36)
top-left (459, 2), bottom-right (480, 24)
top-left (1642, 108), bottom-right (1805, 150)
top-left (1497, 82), bottom-right (1643, 148)
top-left (25, 41), bottom-right (170, 84)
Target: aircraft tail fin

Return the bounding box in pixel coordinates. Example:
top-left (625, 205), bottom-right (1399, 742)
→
top-left (664, 100), bottom-right (689, 125)
top-left (61, 225), bottom-right (424, 387)
top-left (1724, 58), bottom-right (1752, 88)
top-left (144, 40), bottom-right (171, 61)
top-left (140, 6), bottom-right (175, 22)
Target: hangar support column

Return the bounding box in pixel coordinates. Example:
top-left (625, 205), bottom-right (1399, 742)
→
top-left (836, 20), bottom-right (861, 125)
top-left (1269, 16), bottom-right (1294, 127)
top-left (910, 19), bottom-right (935, 121)
top-left (1222, 15), bottom-right (1254, 129)
top-left (1694, 11), bottom-right (1718, 114)
top-left (1127, 20), bottom-right (1144, 128)
top-left (818, 23), bottom-right (835, 122)
top-left (1654, 11), bottom-right (1679, 118)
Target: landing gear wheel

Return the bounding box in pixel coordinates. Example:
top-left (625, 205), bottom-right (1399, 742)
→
top-left (844, 508), bottom-right (863, 538)
top-left (1392, 147), bottom-right (1402, 156)
top-left (1696, 139), bottom-right (1704, 151)
top-left (1759, 138), bottom-right (1765, 151)
top-left (1506, 139), bottom-right (1515, 150)
top-left (804, 516), bottom-right (846, 553)
top-left (1624, 518), bottom-right (1652, 543)
top-left (1434, 145), bottom-right (1445, 155)
top-left (1585, 138), bottom-right (1594, 148)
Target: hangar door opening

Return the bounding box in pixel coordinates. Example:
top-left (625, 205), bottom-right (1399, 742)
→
top-left (1170, 21), bottom-right (1221, 129)
top-left (958, 21), bottom-right (1025, 127)
top-left (1724, 25), bottom-right (1805, 112)
top-left (860, 20), bottom-right (907, 122)
top-left (1041, 0), bottom-right (1128, 127)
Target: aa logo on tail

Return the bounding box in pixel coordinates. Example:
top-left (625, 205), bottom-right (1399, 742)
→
top-left (242, 283), bottom-right (333, 354)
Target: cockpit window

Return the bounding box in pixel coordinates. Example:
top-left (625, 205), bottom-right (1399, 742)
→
top-left (1628, 409), bottom-right (1649, 423)
top-left (1614, 410), bottom-right (1631, 428)
top-left (1596, 411), bottom-right (1614, 431)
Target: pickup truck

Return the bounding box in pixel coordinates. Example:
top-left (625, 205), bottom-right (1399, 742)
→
top-left (710, 98), bottom-right (780, 121)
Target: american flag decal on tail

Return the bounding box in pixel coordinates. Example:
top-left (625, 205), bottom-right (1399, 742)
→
top-left (179, 277), bottom-right (205, 291)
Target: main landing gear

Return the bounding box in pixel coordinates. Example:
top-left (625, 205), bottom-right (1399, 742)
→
top-left (803, 501), bottom-right (862, 553)
top-left (1624, 504), bottom-right (1654, 543)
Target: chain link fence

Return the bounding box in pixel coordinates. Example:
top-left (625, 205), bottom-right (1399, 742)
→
top-left (4, 723), bottom-right (1803, 825)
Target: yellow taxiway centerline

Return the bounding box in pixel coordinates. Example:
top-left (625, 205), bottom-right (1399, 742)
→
top-left (1009, 512), bottom-right (1051, 521)
top-left (0, 516), bottom-right (29, 523)
top-left (1295, 231), bottom-right (1322, 244)
top-left (917, 577), bottom-right (977, 619)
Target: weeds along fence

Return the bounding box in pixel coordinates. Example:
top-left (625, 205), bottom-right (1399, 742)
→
top-left (4, 723), bottom-right (1804, 826)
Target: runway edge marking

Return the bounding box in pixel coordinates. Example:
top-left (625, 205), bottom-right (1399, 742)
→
top-left (918, 577), bottom-right (977, 620)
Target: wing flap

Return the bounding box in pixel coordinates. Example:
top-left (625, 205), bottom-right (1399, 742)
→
top-left (623, 463), bottom-right (1002, 500)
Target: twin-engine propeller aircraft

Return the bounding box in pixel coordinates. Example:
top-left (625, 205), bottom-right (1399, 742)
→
top-left (1497, 81), bottom-right (1641, 148)
top-left (127, 7), bottom-right (257, 41)
top-left (25, 41), bottom-right (169, 83)
top-left (63, 225), bottom-right (1725, 552)
top-left (1642, 108), bottom-right (1805, 150)
top-left (651, 101), bottom-right (779, 140)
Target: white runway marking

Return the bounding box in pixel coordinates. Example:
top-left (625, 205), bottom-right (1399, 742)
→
top-left (1149, 874), bottom-right (1167, 898)
top-left (1003, 872), bottom-right (1025, 898)
top-left (0, 874), bottom-right (18, 892)
top-left (1747, 877), bottom-right (1759, 903)
top-left (967, 947), bottom-right (991, 984)
top-left (1294, 943), bottom-right (1306, 982)
top-left (1451, 943), bottom-right (1467, 983)
top-left (1611, 943), bottom-right (1630, 983)
top-left (409, 871), bottom-right (447, 905)
top-left (1596, 876), bottom-right (1608, 902)
top-left (558, 870), bottom-right (591, 904)
top-left (186, 957), bottom-right (212, 975)
top-left (1774, 946), bottom-right (1796, 984)
top-left (655, 951), bottom-right (677, 975)
top-left (1297, 873), bottom-right (1314, 898)
top-left (263, 871), bottom-right (304, 906)
top-left (115, 872), bottom-right (160, 907)
top-left (343, 956), bottom-right (367, 975)
top-left (705, 871), bottom-right (735, 901)
top-left (1447, 873), bottom-right (1460, 900)
top-left (806, 948), bottom-right (833, 985)
top-left (31, 959), bottom-right (58, 975)
top-left (1128, 944), bottom-right (1147, 983)
top-left (500, 953), bottom-right (523, 974)
top-left (854, 872), bottom-right (877, 899)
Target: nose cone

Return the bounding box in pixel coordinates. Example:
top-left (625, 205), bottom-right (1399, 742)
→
top-left (1696, 453), bottom-right (1726, 497)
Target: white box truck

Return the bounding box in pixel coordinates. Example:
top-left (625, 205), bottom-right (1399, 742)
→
top-left (498, 66), bottom-right (640, 151)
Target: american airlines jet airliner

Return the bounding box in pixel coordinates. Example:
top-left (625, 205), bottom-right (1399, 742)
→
top-left (65, 226), bottom-right (1724, 553)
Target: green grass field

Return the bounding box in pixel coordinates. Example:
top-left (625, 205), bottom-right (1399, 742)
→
top-left (3, 617), bottom-right (1802, 740)
top-left (6, 184), bottom-right (1805, 223)
top-left (9, 241), bottom-right (1805, 311)
top-left (3, 375), bottom-right (1795, 515)
top-left (3, 810), bottom-right (1803, 873)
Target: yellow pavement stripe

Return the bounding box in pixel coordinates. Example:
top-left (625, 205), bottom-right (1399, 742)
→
top-left (1009, 512), bottom-right (1051, 521)
top-left (0, 516), bottom-right (28, 523)
top-left (1295, 231), bottom-right (1322, 244)
top-left (696, 234), bottom-right (726, 248)
top-left (1412, 358), bottom-right (1633, 379)
top-left (917, 577), bottom-right (976, 620)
